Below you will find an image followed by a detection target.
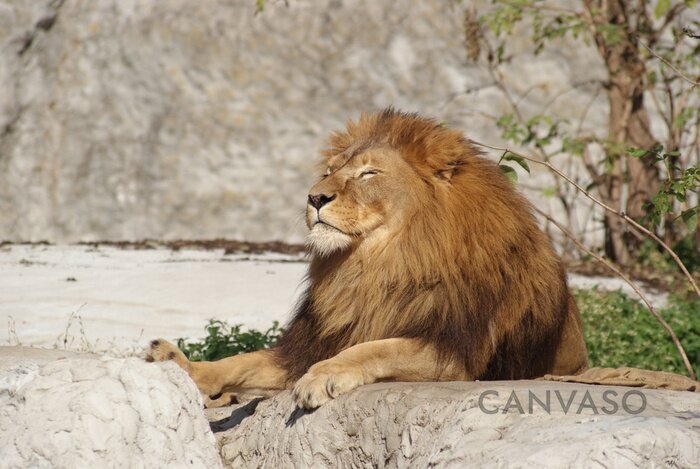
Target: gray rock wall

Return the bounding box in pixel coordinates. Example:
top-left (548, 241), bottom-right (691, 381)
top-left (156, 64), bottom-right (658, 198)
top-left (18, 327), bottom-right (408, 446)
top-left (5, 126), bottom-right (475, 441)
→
top-left (0, 0), bottom-right (607, 243)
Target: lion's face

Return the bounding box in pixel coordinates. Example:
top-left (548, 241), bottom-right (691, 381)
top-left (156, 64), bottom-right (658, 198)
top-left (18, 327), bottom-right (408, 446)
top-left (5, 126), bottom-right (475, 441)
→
top-left (305, 146), bottom-right (424, 256)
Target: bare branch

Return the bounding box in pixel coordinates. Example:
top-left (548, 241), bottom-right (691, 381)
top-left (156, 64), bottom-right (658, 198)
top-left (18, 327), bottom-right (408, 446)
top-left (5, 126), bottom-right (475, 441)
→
top-left (574, 87), bottom-right (603, 137)
top-left (536, 208), bottom-right (696, 380)
top-left (639, 40), bottom-right (700, 87)
top-left (683, 27), bottom-right (700, 40)
top-left (472, 140), bottom-right (700, 298)
top-left (647, 80), bottom-right (674, 139)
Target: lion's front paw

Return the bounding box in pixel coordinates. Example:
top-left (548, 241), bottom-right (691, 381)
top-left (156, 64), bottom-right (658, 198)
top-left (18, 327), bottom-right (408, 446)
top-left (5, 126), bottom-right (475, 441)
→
top-left (145, 339), bottom-right (190, 369)
top-left (292, 360), bottom-right (366, 409)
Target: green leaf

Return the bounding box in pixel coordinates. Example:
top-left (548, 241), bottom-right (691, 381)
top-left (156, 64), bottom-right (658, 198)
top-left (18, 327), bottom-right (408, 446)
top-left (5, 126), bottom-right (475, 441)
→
top-left (647, 70), bottom-right (658, 86)
top-left (680, 207), bottom-right (698, 232)
top-left (652, 192), bottom-right (672, 215)
top-left (562, 137), bottom-right (585, 156)
top-left (626, 147), bottom-right (648, 158)
top-left (596, 23), bottom-right (624, 45)
top-left (672, 107), bottom-right (695, 130)
top-left (499, 164), bottom-right (518, 183)
top-left (655, 0), bottom-right (671, 19)
top-left (542, 187), bottom-right (556, 197)
top-left (177, 319), bottom-right (283, 361)
top-left (503, 152), bottom-right (531, 173)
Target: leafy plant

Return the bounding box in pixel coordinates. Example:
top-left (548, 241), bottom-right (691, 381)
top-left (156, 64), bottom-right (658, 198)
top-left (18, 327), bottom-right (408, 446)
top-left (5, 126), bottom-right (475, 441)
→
top-left (497, 149), bottom-right (531, 183)
top-left (576, 288), bottom-right (700, 376)
top-left (672, 235), bottom-right (700, 273)
top-left (177, 320), bottom-right (283, 362)
top-left (627, 145), bottom-right (699, 229)
top-left (475, 0), bottom-right (700, 266)
top-left (637, 235), bottom-right (700, 277)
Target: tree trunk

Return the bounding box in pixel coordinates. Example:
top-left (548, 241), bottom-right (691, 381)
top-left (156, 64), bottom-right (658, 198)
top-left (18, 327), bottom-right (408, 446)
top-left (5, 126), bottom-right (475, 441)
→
top-left (585, 0), bottom-right (661, 264)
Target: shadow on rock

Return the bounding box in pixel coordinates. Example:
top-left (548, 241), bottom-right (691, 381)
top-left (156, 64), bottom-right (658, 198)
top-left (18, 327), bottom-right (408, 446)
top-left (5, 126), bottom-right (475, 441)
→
top-left (210, 398), bottom-right (263, 433)
top-left (285, 405), bottom-right (317, 427)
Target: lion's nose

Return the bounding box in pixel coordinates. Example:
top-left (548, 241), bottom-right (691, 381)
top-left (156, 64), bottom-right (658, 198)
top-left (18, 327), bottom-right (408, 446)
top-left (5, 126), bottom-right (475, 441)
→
top-left (308, 193), bottom-right (336, 210)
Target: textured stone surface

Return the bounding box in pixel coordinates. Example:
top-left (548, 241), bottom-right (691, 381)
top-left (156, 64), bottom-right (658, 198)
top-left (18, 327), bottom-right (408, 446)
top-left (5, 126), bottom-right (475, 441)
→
top-left (0, 347), bottom-right (222, 468)
top-left (0, 0), bottom-right (607, 243)
top-left (2, 347), bottom-right (698, 468)
top-left (215, 381), bottom-right (700, 468)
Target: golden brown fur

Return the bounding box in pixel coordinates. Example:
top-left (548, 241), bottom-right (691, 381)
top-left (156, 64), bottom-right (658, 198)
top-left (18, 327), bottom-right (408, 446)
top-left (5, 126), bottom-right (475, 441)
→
top-left (277, 108), bottom-right (587, 381)
top-left (147, 109), bottom-right (588, 409)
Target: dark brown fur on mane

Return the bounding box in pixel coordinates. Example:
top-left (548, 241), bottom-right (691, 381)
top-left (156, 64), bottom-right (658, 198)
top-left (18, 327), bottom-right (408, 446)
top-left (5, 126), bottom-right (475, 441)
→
top-left (275, 108), bottom-right (584, 383)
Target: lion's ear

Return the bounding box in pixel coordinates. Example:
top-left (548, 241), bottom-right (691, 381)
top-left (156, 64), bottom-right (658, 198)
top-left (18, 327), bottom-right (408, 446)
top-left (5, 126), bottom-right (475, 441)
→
top-left (435, 162), bottom-right (462, 181)
top-left (435, 168), bottom-right (456, 181)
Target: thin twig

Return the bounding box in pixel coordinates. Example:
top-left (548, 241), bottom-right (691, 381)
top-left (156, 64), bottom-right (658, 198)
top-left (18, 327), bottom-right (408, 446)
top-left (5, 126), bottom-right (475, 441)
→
top-left (639, 40), bottom-right (700, 87)
top-left (536, 208), bottom-right (696, 380)
top-left (482, 41), bottom-right (579, 244)
top-left (575, 88), bottom-right (602, 137)
top-left (472, 140), bottom-right (700, 297)
top-left (647, 81), bottom-right (674, 137)
top-left (541, 80), bottom-right (600, 114)
top-left (62, 303), bottom-right (87, 349)
top-left (7, 315), bottom-right (20, 346)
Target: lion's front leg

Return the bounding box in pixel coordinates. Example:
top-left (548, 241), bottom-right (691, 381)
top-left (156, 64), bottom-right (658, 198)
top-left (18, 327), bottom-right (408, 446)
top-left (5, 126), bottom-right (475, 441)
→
top-left (292, 357), bottom-right (369, 409)
top-left (146, 339), bottom-right (288, 401)
top-left (292, 338), bottom-right (468, 409)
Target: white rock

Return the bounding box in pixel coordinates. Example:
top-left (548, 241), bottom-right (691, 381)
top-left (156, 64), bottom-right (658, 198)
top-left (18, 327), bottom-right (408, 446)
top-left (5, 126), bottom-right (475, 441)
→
top-left (0, 348), bottom-right (222, 468)
top-left (215, 381), bottom-right (700, 468)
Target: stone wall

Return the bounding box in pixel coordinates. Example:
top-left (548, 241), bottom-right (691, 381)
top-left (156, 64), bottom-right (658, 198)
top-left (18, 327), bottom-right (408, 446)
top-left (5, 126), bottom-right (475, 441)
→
top-left (0, 0), bottom-right (607, 243)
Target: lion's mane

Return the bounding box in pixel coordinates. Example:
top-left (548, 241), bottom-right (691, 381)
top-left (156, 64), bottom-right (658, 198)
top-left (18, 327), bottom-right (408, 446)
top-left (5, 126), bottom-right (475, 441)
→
top-left (276, 109), bottom-right (583, 382)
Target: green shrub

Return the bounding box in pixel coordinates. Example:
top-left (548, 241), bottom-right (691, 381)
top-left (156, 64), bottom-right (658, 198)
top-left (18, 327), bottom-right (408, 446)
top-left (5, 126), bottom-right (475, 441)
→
top-left (575, 289), bottom-right (699, 377)
top-left (177, 320), bottom-right (283, 362)
top-left (636, 236), bottom-right (700, 275)
top-left (671, 236), bottom-right (700, 274)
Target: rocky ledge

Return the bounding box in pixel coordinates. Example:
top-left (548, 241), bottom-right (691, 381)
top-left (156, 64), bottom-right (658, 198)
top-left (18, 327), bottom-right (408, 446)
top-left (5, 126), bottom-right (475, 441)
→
top-left (1, 347), bottom-right (698, 468)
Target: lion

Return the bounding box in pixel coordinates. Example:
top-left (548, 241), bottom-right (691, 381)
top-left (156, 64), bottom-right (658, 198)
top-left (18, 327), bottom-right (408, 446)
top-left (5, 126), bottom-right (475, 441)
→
top-left (147, 108), bottom-right (589, 409)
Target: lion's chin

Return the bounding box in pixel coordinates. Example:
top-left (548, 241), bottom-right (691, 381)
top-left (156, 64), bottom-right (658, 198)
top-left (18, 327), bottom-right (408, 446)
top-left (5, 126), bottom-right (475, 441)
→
top-left (306, 223), bottom-right (352, 257)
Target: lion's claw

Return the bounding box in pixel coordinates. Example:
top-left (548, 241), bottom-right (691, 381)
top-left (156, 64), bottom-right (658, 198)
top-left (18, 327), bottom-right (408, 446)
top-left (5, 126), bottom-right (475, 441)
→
top-left (292, 360), bottom-right (366, 409)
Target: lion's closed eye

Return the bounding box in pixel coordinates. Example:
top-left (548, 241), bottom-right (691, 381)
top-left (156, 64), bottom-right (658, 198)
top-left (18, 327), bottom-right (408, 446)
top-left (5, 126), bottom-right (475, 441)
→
top-left (359, 169), bottom-right (379, 179)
